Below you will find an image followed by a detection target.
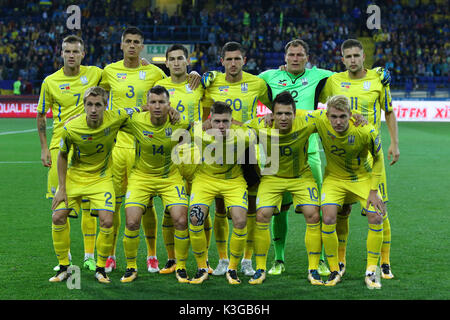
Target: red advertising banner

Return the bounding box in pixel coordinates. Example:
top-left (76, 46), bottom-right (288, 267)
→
top-left (0, 96), bottom-right (52, 118)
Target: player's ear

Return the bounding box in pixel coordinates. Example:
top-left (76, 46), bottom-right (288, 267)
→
top-left (220, 57), bottom-right (224, 66)
top-left (243, 56), bottom-right (247, 65)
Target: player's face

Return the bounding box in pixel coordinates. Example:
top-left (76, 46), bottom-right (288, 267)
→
top-left (327, 106), bottom-right (351, 133)
top-left (147, 92), bottom-right (170, 120)
top-left (342, 47), bottom-right (365, 74)
top-left (61, 42), bottom-right (85, 69)
top-left (166, 49), bottom-right (189, 77)
top-left (210, 113), bottom-right (232, 136)
top-left (273, 103), bottom-right (295, 133)
top-left (221, 50), bottom-right (246, 77)
top-left (121, 34), bottom-right (144, 59)
top-left (84, 95), bottom-right (106, 126)
top-left (285, 45), bottom-right (308, 75)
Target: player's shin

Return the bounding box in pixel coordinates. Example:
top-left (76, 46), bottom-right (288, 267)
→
top-left (174, 228), bottom-right (190, 270)
top-left (271, 210), bottom-right (288, 262)
top-left (243, 212), bottom-right (256, 259)
top-left (381, 213), bottom-right (391, 265)
top-left (336, 214), bottom-right (350, 265)
top-left (81, 201), bottom-right (96, 257)
top-left (189, 224), bottom-right (208, 269)
top-left (321, 223), bottom-right (339, 272)
top-left (123, 228), bottom-right (140, 269)
top-left (228, 226), bottom-right (248, 270)
top-left (367, 223), bottom-right (383, 270)
top-left (162, 211), bottom-right (175, 260)
top-left (305, 222), bottom-right (322, 270)
top-left (142, 206), bottom-right (158, 258)
top-left (52, 221), bottom-right (71, 266)
top-left (254, 221), bottom-right (271, 271)
top-left (214, 211), bottom-right (229, 260)
top-left (96, 226), bottom-right (114, 268)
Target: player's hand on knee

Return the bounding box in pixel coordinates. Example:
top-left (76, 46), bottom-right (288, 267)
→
top-left (52, 189), bottom-right (68, 210)
top-left (367, 190), bottom-right (386, 217)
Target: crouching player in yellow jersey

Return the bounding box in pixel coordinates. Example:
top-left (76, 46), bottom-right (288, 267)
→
top-left (188, 101), bottom-right (257, 285)
top-left (119, 86), bottom-right (192, 284)
top-left (38, 35), bottom-right (101, 272)
top-left (248, 91), bottom-right (323, 285)
top-left (319, 39), bottom-right (398, 280)
top-left (155, 44), bottom-right (213, 274)
top-left (314, 95), bottom-right (386, 289)
top-left (49, 86), bottom-right (141, 284)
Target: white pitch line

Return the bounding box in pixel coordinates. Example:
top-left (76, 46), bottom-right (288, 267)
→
top-left (0, 126), bottom-right (53, 136)
top-left (0, 161), bottom-right (41, 164)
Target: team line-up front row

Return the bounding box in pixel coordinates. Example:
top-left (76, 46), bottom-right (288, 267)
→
top-left (49, 85), bottom-right (388, 289)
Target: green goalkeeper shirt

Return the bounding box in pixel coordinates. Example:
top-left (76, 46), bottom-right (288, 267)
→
top-left (258, 66), bottom-right (333, 153)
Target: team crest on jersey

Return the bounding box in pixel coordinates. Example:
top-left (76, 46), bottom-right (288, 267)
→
top-left (219, 86), bottom-right (229, 94)
top-left (165, 128), bottom-right (173, 137)
top-left (81, 134), bottom-right (93, 141)
top-left (104, 127), bottom-right (111, 136)
top-left (139, 71), bottom-right (146, 80)
top-left (241, 83), bottom-right (248, 93)
top-left (301, 78), bottom-right (308, 86)
top-left (348, 135), bottom-right (355, 145)
top-left (59, 83), bottom-right (70, 91)
top-left (341, 82), bottom-right (351, 90)
top-left (116, 73), bottom-right (127, 81)
top-left (143, 131), bottom-right (153, 138)
top-left (278, 79), bottom-right (287, 86)
top-left (185, 84), bottom-right (193, 93)
top-left (363, 81), bottom-right (371, 91)
top-left (80, 76), bottom-right (88, 85)
top-left (168, 88), bottom-right (176, 95)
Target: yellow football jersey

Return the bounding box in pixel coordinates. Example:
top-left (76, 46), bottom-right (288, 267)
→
top-left (120, 112), bottom-right (191, 178)
top-left (155, 77), bottom-right (205, 122)
top-left (60, 107), bottom-right (140, 178)
top-left (319, 69), bottom-right (393, 131)
top-left (193, 123), bottom-right (257, 179)
top-left (311, 110), bottom-right (383, 188)
top-left (38, 65), bottom-right (103, 149)
top-left (246, 110), bottom-right (317, 178)
top-left (99, 60), bottom-right (167, 148)
top-left (204, 71), bottom-right (271, 123)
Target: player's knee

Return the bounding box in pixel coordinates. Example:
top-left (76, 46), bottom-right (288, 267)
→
top-left (173, 213), bottom-right (188, 230)
top-left (322, 214), bottom-right (337, 226)
top-left (52, 212), bottom-right (67, 225)
top-left (125, 219), bottom-right (140, 231)
top-left (189, 205), bottom-right (206, 226)
top-left (232, 214), bottom-right (247, 229)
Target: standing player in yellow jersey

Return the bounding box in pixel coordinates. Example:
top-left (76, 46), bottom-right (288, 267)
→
top-left (155, 44), bottom-right (213, 274)
top-left (319, 39), bottom-right (399, 280)
top-left (49, 86), bottom-right (140, 284)
top-left (313, 95), bottom-right (386, 289)
top-left (202, 42), bottom-right (272, 277)
top-left (119, 86), bottom-right (192, 284)
top-left (247, 91), bottom-right (323, 286)
top-left (99, 27), bottom-right (167, 274)
top-left (188, 101), bottom-right (257, 285)
top-left (37, 35), bottom-right (101, 272)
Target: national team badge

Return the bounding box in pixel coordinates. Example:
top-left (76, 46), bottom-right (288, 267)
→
top-left (327, 130), bottom-right (336, 140)
top-left (185, 84), bottom-right (193, 93)
top-left (348, 135), bottom-right (355, 145)
top-left (80, 76), bottom-right (88, 85)
top-left (241, 83), bottom-right (248, 93)
top-left (81, 134), bottom-right (93, 141)
top-left (278, 79), bottom-right (287, 86)
top-left (104, 127), bottom-right (111, 136)
top-left (117, 73), bottom-right (127, 80)
top-left (59, 83), bottom-right (70, 91)
top-left (363, 81), bottom-right (371, 91)
top-left (341, 82), bottom-right (351, 90)
top-left (301, 78), bottom-right (308, 86)
top-left (168, 88), bottom-right (176, 95)
top-left (143, 131), bottom-right (153, 138)
top-left (165, 128), bottom-right (173, 137)
top-left (219, 86), bottom-right (229, 94)
top-left (139, 71), bottom-right (146, 80)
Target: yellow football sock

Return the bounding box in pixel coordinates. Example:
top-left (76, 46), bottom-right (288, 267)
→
top-left (322, 223), bottom-right (339, 272)
top-left (305, 222), bottom-right (322, 270)
top-left (81, 201), bottom-right (97, 255)
top-left (214, 212), bottom-right (229, 260)
top-left (204, 214), bottom-right (212, 257)
top-left (110, 198), bottom-right (122, 256)
top-left (162, 211), bottom-right (175, 260)
top-left (336, 214), bottom-right (349, 265)
top-left (174, 228), bottom-right (190, 270)
top-left (52, 222), bottom-right (71, 266)
top-left (381, 213), bottom-right (391, 265)
top-left (228, 226), bottom-right (248, 270)
top-left (367, 223), bottom-right (383, 270)
top-left (243, 212), bottom-right (256, 260)
top-left (189, 224), bottom-right (208, 269)
top-left (123, 228), bottom-right (140, 269)
top-left (96, 226), bottom-right (113, 268)
top-left (142, 206), bottom-right (158, 257)
top-left (253, 221), bottom-right (270, 271)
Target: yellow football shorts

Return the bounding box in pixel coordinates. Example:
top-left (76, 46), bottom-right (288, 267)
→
top-left (320, 175), bottom-right (381, 215)
top-left (189, 172), bottom-right (248, 212)
top-left (125, 169), bottom-right (189, 211)
top-left (256, 169), bottom-right (320, 213)
top-left (53, 173), bottom-right (115, 218)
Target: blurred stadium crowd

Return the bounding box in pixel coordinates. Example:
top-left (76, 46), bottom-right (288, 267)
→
top-left (0, 0), bottom-right (448, 95)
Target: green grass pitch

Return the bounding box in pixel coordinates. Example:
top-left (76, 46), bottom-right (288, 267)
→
top-left (1, 118), bottom-right (449, 302)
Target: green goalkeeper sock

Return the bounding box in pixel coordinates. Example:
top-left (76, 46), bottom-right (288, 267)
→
top-left (271, 210), bottom-right (289, 262)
